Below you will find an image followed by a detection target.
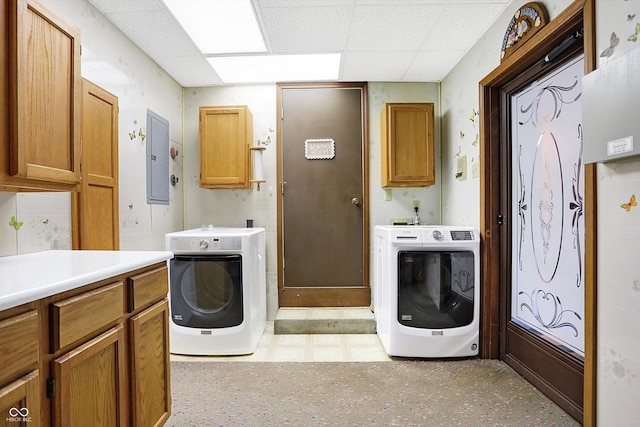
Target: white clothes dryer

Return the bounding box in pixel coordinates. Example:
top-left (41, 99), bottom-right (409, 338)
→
top-left (374, 225), bottom-right (480, 358)
top-left (166, 226), bottom-right (266, 355)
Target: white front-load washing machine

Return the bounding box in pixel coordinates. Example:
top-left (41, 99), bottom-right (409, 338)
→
top-left (165, 226), bottom-right (266, 355)
top-left (374, 225), bottom-right (480, 358)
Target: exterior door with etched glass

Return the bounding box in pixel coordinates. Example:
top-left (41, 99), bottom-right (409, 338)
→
top-left (505, 54), bottom-right (585, 416)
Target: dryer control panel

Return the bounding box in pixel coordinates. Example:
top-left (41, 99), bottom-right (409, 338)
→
top-left (450, 230), bottom-right (475, 240)
top-left (168, 235), bottom-right (242, 252)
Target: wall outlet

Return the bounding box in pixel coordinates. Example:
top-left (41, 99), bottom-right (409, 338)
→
top-left (412, 200), bottom-right (420, 209)
top-left (384, 188), bottom-right (392, 201)
top-left (456, 155), bottom-right (467, 180)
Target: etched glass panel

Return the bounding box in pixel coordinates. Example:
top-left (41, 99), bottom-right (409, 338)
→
top-left (511, 55), bottom-right (585, 357)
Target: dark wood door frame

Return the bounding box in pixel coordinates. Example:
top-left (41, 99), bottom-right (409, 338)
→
top-left (478, 0), bottom-right (597, 425)
top-left (276, 82), bottom-right (370, 307)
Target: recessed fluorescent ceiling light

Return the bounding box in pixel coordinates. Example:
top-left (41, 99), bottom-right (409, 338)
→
top-left (208, 54), bottom-right (341, 84)
top-left (163, 0), bottom-right (266, 54)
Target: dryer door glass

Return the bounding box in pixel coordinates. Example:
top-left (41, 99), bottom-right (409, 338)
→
top-left (170, 255), bottom-right (243, 328)
top-left (397, 251), bottom-right (474, 329)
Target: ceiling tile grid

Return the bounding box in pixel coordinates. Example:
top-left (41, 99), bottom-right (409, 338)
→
top-left (87, 0), bottom-right (513, 86)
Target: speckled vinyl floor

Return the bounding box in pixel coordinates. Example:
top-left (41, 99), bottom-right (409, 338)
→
top-left (166, 323), bottom-right (580, 427)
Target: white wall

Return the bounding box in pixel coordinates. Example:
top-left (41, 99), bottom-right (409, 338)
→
top-left (594, 1), bottom-right (640, 424)
top-left (440, 0), bottom-right (574, 228)
top-left (183, 82), bottom-right (441, 319)
top-left (441, 0), bottom-right (640, 423)
top-left (367, 83), bottom-right (442, 228)
top-left (0, 0), bottom-right (184, 256)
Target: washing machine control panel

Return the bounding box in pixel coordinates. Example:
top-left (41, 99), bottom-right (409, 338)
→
top-left (432, 230), bottom-right (443, 240)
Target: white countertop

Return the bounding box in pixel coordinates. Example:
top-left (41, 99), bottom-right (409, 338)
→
top-left (0, 250), bottom-right (174, 311)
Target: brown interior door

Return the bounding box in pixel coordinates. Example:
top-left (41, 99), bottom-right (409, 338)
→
top-left (277, 83), bottom-right (369, 307)
top-left (499, 43), bottom-right (585, 422)
top-left (480, 3), bottom-right (596, 424)
top-left (72, 79), bottom-right (119, 250)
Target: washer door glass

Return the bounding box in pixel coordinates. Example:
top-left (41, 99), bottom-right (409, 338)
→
top-left (170, 255), bottom-right (243, 328)
top-left (397, 251), bottom-right (475, 329)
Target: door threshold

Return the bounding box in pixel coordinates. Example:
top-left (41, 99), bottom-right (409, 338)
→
top-left (274, 307), bottom-right (375, 334)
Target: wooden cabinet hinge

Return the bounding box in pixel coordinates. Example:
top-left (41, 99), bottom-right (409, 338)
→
top-left (46, 377), bottom-right (56, 398)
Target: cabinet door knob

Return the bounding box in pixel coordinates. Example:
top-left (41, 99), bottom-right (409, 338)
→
top-left (351, 197), bottom-right (361, 206)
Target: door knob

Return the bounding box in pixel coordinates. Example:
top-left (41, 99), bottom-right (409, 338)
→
top-left (351, 197), bottom-right (361, 206)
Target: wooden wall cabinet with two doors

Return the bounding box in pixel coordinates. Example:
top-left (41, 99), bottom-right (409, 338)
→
top-left (0, 0), bottom-right (81, 192)
top-left (199, 105), bottom-right (254, 189)
top-left (380, 103), bottom-right (435, 187)
top-left (0, 263), bottom-right (171, 426)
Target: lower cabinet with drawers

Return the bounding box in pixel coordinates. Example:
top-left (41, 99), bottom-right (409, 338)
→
top-left (0, 306), bottom-right (41, 425)
top-left (0, 262), bottom-right (170, 427)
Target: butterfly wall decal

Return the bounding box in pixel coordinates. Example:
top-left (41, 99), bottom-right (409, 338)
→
top-left (139, 128), bottom-right (146, 141)
top-left (600, 32), bottom-right (620, 58)
top-left (129, 130), bottom-right (137, 140)
top-left (628, 23), bottom-right (640, 42)
top-left (620, 194), bottom-right (637, 212)
top-left (9, 216), bottom-right (23, 231)
top-left (628, 14), bottom-right (636, 21)
top-left (469, 108), bottom-right (479, 123)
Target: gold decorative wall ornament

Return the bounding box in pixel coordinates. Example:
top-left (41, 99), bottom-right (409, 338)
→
top-left (500, 2), bottom-right (548, 62)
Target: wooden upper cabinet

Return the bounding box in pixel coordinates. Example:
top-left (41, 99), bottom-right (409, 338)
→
top-left (4, 0), bottom-right (81, 189)
top-left (199, 105), bottom-right (253, 189)
top-left (380, 103), bottom-right (435, 187)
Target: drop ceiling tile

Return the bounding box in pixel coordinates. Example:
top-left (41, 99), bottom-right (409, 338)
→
top-left (347, 5), bottom-right (445, 51)
top-left (420, 3), bottom-right (511, 51)
top-left (258, 0), bottom-right (353, 7)
top-left (89, 0), bottom-right (163, 14)
top-left (260, 6), bottom-right (353, 53)
top-left (355, 0), bottom-right (509, 4)
top-left (106, 11), bottom-right (201, 58)
top-left (154, 55), bottom-right (223, 87)
top-left (404, 50), bottom-right (467, 82)
top-left (341, 51), bottom-right (417, 81)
